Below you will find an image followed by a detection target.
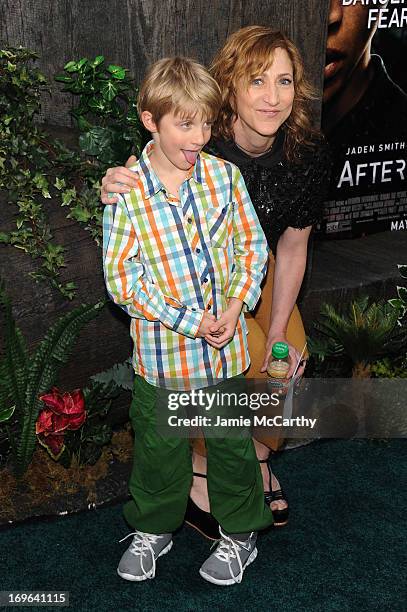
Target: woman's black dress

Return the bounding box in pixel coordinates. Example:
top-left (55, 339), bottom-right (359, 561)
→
top-left (207, 130), bottom-right (332, 253)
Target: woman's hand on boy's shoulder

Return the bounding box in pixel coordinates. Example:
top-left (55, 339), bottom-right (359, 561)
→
top-left (100, 155), bottom-right (139, 204)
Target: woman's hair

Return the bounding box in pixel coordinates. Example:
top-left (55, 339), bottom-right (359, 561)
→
top-left (210, 26), bottom-right (320, 159)
top-left (137, 56), bottom-right (221, 124)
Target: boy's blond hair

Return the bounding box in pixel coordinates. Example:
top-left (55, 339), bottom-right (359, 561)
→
top-left (137, 56), bottom-right (221, 124)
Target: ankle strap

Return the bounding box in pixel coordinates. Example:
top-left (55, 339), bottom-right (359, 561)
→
top-left (193, 471), bottom-right (207, 478)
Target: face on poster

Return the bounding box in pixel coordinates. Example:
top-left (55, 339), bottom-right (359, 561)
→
top-left (320, 0), bottom-right (407, 237)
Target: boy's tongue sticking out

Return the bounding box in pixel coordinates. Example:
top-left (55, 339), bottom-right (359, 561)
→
top-left (182, 149), bottom-right (200, 165)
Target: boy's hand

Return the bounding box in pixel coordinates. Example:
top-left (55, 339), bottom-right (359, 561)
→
top-left (100, 155), bottom-right (139, 204)
top-left (204, 298), bottom-right (243, 349)
top-left (196, 312), bottom-right (217, 337)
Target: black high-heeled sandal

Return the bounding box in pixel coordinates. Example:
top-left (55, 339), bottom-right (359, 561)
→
top-left (259, 455), bottom-right (289, 527)
top-left (184, 472), bottom-right (220, 541)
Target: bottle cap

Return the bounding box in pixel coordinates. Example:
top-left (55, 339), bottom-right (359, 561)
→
top-left (271, 342), bottom-right (289, 359)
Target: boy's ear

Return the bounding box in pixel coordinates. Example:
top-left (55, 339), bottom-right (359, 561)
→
top-left (141, 111), bottom-right (158, 133)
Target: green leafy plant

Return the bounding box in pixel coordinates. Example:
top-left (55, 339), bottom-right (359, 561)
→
top-left (0, 47), bottom-right (76, 298)
top-left (0, 279), bottom-right (105, 476)
top-left (91, 359), bottom-right (134, 391)
top-left (368, 264), bottom-right (407, 378)
top-left (388, 264), bottom-right (407, 321)
top-left (306, 335), bottom-right (351, 378)
top-left (0, 47), bottom-right (146, 298)
top-left (53, 55), bottom-right (146, 245)
top-left (55, 55), bottom-right (146, 166)
top-left (310, 296), bottom-right (406, 378)
top-left (371, 355), bottom-right (407, 378)
top-left (0, 47), bottom-right (48, 152)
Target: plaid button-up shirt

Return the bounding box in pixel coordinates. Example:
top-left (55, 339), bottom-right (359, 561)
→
top-left (103, 142), bottom-right (268, 389)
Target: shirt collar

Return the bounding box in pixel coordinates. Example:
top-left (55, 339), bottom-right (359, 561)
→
top-left (213, 129), bottom-right (285, 168)
top-left (136, 140), bottom-right (205, 199)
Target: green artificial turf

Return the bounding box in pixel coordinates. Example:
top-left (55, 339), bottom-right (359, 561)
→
top-left (1, 439), bottom-right (405, 611)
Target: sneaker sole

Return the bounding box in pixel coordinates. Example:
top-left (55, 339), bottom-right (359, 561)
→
top-left (199, 546), bottom-right (258, 586)
top-left (117, 540), bottom-right (173, 581)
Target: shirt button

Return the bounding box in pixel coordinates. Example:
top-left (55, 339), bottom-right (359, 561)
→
top-left (191, 307), bottom-right (197, 311)
top-left (207, 304), bottom-right (212, 310)
top-left (187, 217), bottom-right (193, 224)
top-left (203, 278), bottom-right (208, 284)
top-left (196, 248), bottom-right (201, 254)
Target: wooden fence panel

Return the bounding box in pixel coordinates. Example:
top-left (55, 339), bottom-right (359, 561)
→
top-left (0, 0), bottom-right (330, 125)
top-left (0, 1), bottom-right (330, 394)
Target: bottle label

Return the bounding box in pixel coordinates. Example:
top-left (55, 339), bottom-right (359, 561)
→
top-left (267, 361), bottom-right (290, 378)
top-left (267, 378), bottom-right (289, 395)
top-left (267, 360), bottom-right (290, 395)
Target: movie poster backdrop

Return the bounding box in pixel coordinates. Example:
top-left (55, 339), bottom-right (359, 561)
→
top-left (320, 0), bottom-right (407, 238)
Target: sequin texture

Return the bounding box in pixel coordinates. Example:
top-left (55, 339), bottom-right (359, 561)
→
top-left (207, 133), bottom-right (332, 253)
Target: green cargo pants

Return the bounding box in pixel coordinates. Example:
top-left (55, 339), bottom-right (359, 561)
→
top-left (123, 374), bottom-right (274, 534)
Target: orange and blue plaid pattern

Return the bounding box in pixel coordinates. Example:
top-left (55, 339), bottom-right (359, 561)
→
top-left (103, 142), bottom-right (268, 388)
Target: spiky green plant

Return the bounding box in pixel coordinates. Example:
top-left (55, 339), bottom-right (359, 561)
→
top-left (0, 279), bottom-right (105, 476)
top-left (388, 264), bottom-right (407, 321)
top-left (313, 296), bottom-right (406, 378)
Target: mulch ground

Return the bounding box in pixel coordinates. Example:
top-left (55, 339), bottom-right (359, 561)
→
top-left (0, 427), bottom-right (133, 527)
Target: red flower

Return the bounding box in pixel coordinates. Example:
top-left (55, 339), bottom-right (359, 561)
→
top-left (36, 387), bottom-right (87, 460)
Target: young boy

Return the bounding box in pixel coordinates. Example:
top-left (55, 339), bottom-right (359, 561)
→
top-left (103, 56), bottom-right (273, 586)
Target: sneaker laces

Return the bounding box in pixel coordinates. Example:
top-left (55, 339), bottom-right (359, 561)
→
top-left (211, 528), bottom-right (252, 584)
top-left (119, 531), bottom-right (162, 579)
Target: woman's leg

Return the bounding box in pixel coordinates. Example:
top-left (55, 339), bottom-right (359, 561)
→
top-left (191, 435), bottom-right (287, 516)
top-left (191, 440), bottom-right (210, 512)
top-left (246, 253), bottom-right (307, 515)
top-left (251, 252), bottom-right (308, 359)
top-left (188, 254), bottom-right (307, 525)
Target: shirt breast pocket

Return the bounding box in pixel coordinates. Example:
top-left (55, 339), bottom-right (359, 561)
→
top-left (205, 202), bottom-right (234, 248)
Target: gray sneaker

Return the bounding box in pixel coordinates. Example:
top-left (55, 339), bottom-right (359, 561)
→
top-left (199, 528), bottom-right (257, 585)
top-left (117, 530), bottom-right (173, 581)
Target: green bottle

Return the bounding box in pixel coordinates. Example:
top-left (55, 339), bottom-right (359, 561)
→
top-left (267, 342), bottom-right (290, 394)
